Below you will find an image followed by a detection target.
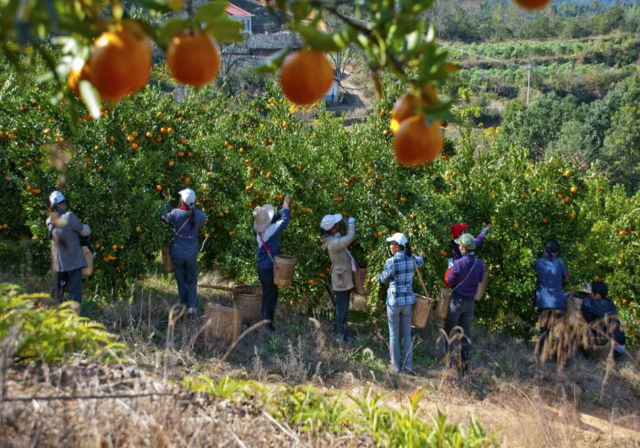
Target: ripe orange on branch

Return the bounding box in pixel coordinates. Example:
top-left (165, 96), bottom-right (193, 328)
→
top-left (167, 32), bottom-right (221, 86)
top-left (279, 49), bottom-right (334, 105)
top-left (393, 116), bottom-right (443, 166)
top-left (89, 27), bottom-right (152, 100)
top-left (513, 0), bottom-right (552, 9)
top-left (390, 85), bottom-right (438, 134)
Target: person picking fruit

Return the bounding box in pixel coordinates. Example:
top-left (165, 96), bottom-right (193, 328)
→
top-left (161, 188), bottom-right (208, 322)
top-left (253, 193), bottom-right (291, 331)
top-left (320, 213), bottom-right (357, 344)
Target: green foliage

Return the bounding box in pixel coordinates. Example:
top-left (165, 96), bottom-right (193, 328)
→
top-left (183, 376), bottom-right (497, 446)
top-left (0, 283), bottom-right (126, 363)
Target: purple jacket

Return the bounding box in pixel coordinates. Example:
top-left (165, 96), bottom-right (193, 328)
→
top-left (447, 253), bottom-right (485, 298)
top-left (450, 232), bottom-right (486, 260)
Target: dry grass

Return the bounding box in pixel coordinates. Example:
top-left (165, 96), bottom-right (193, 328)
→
top-left (1, 271), bottom-right (638, 447)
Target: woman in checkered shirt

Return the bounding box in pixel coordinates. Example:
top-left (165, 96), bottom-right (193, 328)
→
top-left (380, 233), bottom-right (426, 374)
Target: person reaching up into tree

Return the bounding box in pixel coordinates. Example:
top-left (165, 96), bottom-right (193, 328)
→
top-left (320, 213), bottom-right (356, 344)
top-left (253, 194), bottom-right (291, 331)
top-left (380, 233), bottom-right (426, 374)
top-left (444, 233), bottom-right (486, 372)
top-left (162, 188), bottom-right (208, 323)
top-left (47, 191), bottom-right (91, 309)
top-left (450, 222), bottom-right (490, 260)
top-left (533, 239), bottom-right (571, 358)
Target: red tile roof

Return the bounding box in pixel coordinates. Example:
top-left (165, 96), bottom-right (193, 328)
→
top-left (226, 3), bottom-right (253, 17)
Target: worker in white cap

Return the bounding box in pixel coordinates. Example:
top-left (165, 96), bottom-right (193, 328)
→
top-left (320, 213), bottom-right (356, 344)
top-left (46, 190), bottom-right (91, 306)
top-left (162, 188), bottom-right (207, 322)
top-left (380, 232), bottom-right (426, 373)
top-left (253, 193), bottom-right (291, 331)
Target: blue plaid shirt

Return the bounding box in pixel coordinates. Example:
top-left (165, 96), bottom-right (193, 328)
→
top-left (380, 252), bottom-right (424, 306)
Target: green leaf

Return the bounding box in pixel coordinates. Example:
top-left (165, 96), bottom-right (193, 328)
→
top-left (79, 80), bottom-right (102, 120)
top-left (195, 0), bottom-right (229, 23)
top-left (134, 0), bottom-right (173, 14)
top-left (158, 18), bottom-right (191, 45)
top-left (256, 47), bottom-right (290, 74)
top-left (294, 24), bottom-right (345, 52)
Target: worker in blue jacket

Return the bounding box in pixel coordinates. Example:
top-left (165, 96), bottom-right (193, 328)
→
top-left (252, 194), bottom-right (290, 331)
top-left (533, 239), bottom-right (571, 356)
top-left (581, 281), bottom-right (626, 360)
top-left (162, 188), bottom-right (207, 321)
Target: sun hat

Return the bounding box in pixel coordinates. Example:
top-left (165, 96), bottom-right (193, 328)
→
top-left (451, 223), bottom-right (469, 239)
top-left (179, 188), bottom-right (196, 208)
top-left (455, 233), bottom-right (476, 251)
top-left (253, 204), bottom-right (275, 233)
top-left (49, 191), bottom-right (65, 207)
top-left (386, 232), bottom-right (408, 247)
top-left (320, 213), bottom-right (342, 231)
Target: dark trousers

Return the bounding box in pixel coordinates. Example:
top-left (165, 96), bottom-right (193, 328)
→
top-left (52, 268), bottom-right (83, 303)
top-left (443, 293), bottom-right (475, 365)
top-left (173, 258), bottom-right (198, 309)
top-left (258, 267), bottom-right (278, 323)
top-left (334, 290), bottom-right (351, 337)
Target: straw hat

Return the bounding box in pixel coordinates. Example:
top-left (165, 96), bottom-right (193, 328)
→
top-left (253, 204), bottom-right (275, 233)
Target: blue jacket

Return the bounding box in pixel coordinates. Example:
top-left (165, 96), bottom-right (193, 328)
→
top-left (534, 255), bottom-right (569, 309)
top-left (447, 252), bottom-right (485, 299)
top-left (256, 208), bottom-right (290, 269)
top-left (162, 202), bottom-right (207, 259)
top-left (450, 232), bottom-right (486, 260)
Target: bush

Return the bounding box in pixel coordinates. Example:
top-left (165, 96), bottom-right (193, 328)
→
top-left (0, 283), bottom-right (126, 363)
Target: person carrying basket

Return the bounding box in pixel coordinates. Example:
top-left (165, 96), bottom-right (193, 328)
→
top-left (253, 194), bottom-right (291, 331)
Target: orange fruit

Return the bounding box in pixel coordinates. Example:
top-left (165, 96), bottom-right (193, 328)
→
top-left (112, 244), bottom-right (118, 250)
top-left (136, 226), bottom-right (142, 233)
top-left (390, 86), bottom-right (438, 133)
top-left (513, 222), bottom-right (520, 230)
top-left (156, 184), bottom-right (162, 191)
top-left (514, 0), bottom-right (551, 9)
top-left (564, 196), bottom-right (571, 204)
top-left (89, 27), bottom-right (151, 100)
top-left (570, 186), bottom-right (578, 194)
top-left (67, 58), bottom-right (91, 98)
top-left (146, 132), bottom-right (153, 138)
top-left (279, 49), bottom-right (334, 105)
top-left (168, 161), bottom-right (174, 167)
top-left (167, 32), bottom-right (220, 86)
top-left (131, 143), bottom-right (138, 150)
top-left (542, 218), bottom-right (549, 224)
top-left (393, 116), bottom-right (443, 166)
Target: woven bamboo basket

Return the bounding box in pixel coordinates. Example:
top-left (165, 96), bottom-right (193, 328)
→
top-left (274, 255), bottom-right (296, 286)
top-left (235, 285), bottom-right (262, 323)
top-left (584, 338), bottom-right (612, 361)
top-left (81, 246), bottom-right (93, 279)
top-left (353, 267), bottom-right (371, 296)
top-left (412, 294), bottom-right (432, 329)
top-left (162, 247), bottom-right (173, 273)
top-left (204, 302), bottom-right (243, 342)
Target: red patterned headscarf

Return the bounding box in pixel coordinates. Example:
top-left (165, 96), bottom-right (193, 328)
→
top-left (451, 223), bottom-right (468, 239)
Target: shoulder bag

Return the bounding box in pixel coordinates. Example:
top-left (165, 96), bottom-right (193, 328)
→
top-left (163, 217), bottom-right (190, 273)
top-left (436, 258), bottom-right (478, 320)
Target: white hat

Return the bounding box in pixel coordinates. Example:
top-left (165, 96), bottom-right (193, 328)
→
top-left (386, 232), bottom-right (407, 246)
top-left (253, 204), bottom-right (275, 233)
top-left (49, 191), bottom-right (65, 207)
top-left (179, 188), bottom-right (196, 207)
top-left (320, 213), bottom-right (342, 231)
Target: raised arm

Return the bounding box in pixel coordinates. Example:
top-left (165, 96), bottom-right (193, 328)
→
top-left (328, 219), bottom-right (355, 252)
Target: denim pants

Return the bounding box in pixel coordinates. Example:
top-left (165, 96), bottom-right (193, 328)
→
top-left (443, 293), bottom-right (475, 365)
top-left (334, 290), bottom-right (351, 338)
top-left (258, 267), bottom-right (278, 323)
top-left (387, 304), bottom-right (413, 372)
top-left (52, 268), bottom-right (83, 303)
top-left (173, 258), bottom-right (198, 309)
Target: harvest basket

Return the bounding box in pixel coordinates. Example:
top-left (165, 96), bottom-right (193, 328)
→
top-left (274, 255), bottom-right (296, 286)
top-left (81, 246), bottom-right (93, 279)
top-left (412, 294), bottom-right (432, 329)
top-left (353, 267), bottom-right (371, 297)
top-left (235, 284), bottom-right (262, 323)
top-left (204, 302), bottom-right (243, 342)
